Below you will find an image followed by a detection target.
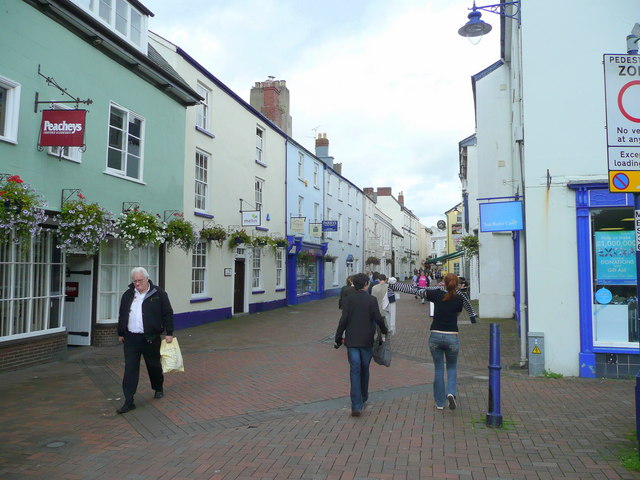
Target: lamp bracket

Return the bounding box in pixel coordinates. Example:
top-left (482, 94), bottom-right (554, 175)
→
top-left (472, 1), bottom-right (521, 23)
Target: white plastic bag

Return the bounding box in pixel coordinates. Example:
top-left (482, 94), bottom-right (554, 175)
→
top-left (160, 337), bottom-right (184, 373)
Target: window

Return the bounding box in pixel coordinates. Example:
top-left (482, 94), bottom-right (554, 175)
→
top-left (196, 83), bottom-right (211, 132)
top-left (313, 203), bottom-right (319, 222)
top-left (71, 0), bottom-right (147, 50)
top-left (0, 231), bottom-right (64, 339)
top-left (195, 150), bottom-right (209, 211)
top-left (0, 75), bottom-right (20, 144)
top-left (332, 259), bottom-right (339, 286)
top-left (313, 163), bottom-right (319, 187)
top-left (347, 217), bottom-right (352, 244)
top-left (453, 262), bottom-right (460, 276)
top-left (327, 174), bottom-right (332, 196)
top-left (276, 247), bottom-right (285, 288)
top-left (338, 213), bottom-right (343, 242)
top-left (255, 177), bottom-right (264, 211)
top-left (98, 239), bottom-right (158, 322)
top-left (355, 221), bottom-right (360, 246)
top-left (106, 104), bottom-right (144, 181)
top-left (192, 241), bottom-right (207, 296)
top-left (47, 105), bottom-right (82, 163)
top-left (326, 207), bottom-right (332, 238)
top-left (338, 181), bottom-right (342, 201)
top-left (298, 196), bottom-right (304, 217)
top-left (348, 186), bottom-right (352, 205)
top-left (298, 152), bottom-right (304, 179)
top-left (255, 127), bottom-right (264, 163)
top-left (296, 256), bottom-right (317, 294)
top-left (252, 248), bottom-right (262, 290)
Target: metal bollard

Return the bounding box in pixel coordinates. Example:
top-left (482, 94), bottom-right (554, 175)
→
top-left (636, 373), bottom-right (640, 454)
top-left (486, 323), bottom-right (503, 428)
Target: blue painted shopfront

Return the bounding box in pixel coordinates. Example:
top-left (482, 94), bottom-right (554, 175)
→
top-left (286, 236), bottom-right (328, 305)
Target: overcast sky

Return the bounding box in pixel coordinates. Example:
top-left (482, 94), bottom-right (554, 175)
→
top-left (145, 0), bottom-right (500, 228)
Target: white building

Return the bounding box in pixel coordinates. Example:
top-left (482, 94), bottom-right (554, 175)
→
top-left (363, 192), bottom-right (394, 277)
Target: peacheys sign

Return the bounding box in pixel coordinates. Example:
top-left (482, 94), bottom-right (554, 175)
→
top-left (39, 109), bottom-right (87, 147)
top-left (604, 54), bottom-right (640, 193)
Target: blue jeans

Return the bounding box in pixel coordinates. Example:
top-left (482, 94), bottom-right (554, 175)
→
top-left (347, 347), bottom-right (373, 411)
top-left (429, 332), bottom-right (460, 408)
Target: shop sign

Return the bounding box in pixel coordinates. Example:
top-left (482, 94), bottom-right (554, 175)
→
top-left (479, 201), bottom-right (523, 232)
top-left (636, 209), bottom-right (640, 251)
top-left (65, 282), bottom-right (79, 297)
top-left (290, 216), bottom-right (305, 234)
top-left (310, 223), bottom-right (322, 237)
top-left (39, 109), bottom-right (86, 147)
top-left (241, 210), bottom-right (261, 227)
top-left (322, 220), bottom-right (338, 232)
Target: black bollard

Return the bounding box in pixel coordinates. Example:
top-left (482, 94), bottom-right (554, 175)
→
top-left (486, 323), bottom-right (503, 428)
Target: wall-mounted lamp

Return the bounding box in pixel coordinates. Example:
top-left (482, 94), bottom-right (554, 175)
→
top-left (458, 1), bottom-right (521, 43)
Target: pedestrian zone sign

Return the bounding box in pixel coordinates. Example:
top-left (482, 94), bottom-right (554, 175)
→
top-left (604, 54), bottom-right (640, 192)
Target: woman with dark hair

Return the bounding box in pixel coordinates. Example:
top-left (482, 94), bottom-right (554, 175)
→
top-left (388, 273), bottom-right (477, 411)
top-left (338, 276), bottom-right (355, 309)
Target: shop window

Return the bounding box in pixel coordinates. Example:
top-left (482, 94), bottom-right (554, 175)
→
top-left (296, 256), bottom-right (317, 294)
top-left (591, 208), bottom-right (638, 346)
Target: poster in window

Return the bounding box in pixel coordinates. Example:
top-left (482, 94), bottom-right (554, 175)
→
top-left (594, 231), bottom-right (635, 285)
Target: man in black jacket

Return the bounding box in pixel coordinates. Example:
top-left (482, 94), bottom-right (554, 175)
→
top-left (116, 267), bottom-right (174, 414)
top-left (335, 272), bottom-right (388, 417)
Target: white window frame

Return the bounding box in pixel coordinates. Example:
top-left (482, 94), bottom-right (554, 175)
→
top-left (255, 126), bottom-right (265, 164)
top-left (327, 174), bottom-right (332, 196)
top-left (255, 177), bottom-right (264, 211)
top-left (252, 247), bottom-right (263, 290)
top-left (348, 186), bottom-right (352, 205)
top-left (313, 203), bottom-right (319, 222)
top-left (0, 75), bottom-right (20, 144)
top-left (105, 103), bottom-right (145, 182)
top-left (276, 247), bottom-right (285, 289)
top-left (326, 208), bottom-right (333, 239)
top-left (196, 82), bottom-right (212, 132)
top-left (355, 221), bottom-right (360, 246)
top-left (47, 103), bottom-right (82, 163)
top-left (338, 213), bottom-right (343, 242)
top-left (298, 196), bottom-right (304, 217)
top-left (332, 259), bottom-right (339, 286)
top-left (192, 241), bottom-right (207, 297)
top-left (298, 152), bottom-right (304, 180)
top-left (195, 149), bottom-right (210, 212)
top-left (338, 181), bottom-right (343, 201)
top-left (313, 163), bottom-right (319, 188)
top-left (347, 217), bottom-right (352, 244)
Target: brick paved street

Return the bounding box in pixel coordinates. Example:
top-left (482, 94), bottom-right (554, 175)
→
top-left (0, 294), bottom-right (638, 480)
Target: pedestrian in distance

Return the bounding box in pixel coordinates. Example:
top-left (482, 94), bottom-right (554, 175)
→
top-left (371, 274), bottom-right (390, 332)
top-left (116, 267), bottom-right (174, 414)
top-left (335, 272), bottom-right (389, 417)
top-left (368, 271), bottom-right (380, 294)
top-left (418, 271), bottom-right (428, 303)
top-left (388, 273), bottom-right (477, 411)
top-left (338, 276), bottom-right (356, 310)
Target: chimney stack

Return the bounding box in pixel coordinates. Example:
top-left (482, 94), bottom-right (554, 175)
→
top-left (377, 187), bottom-right (392, 197)
top-left (398, 191), bottom-right (404, 205)
top-left (249, 78), bottom-right (292, 135)
top-left (315, 133), bottom-right (334, 167)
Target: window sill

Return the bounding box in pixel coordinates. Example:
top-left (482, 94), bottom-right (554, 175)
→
top-left (103, 170), bottom-right (146, 185)
top-left (194, 211), bottom-right (214, 219)
top-left (255, 160), bottom-right (267, 168)
top-left (314, 185), bottom-right (320, 190)
top-left (252, 289), bottom-right (265, 295)
top-left (0, 136), bottom-right (17, 145)
top-left (195, 125), bottom-right (215, 138)
top-left (190, 297), bottom-right (212, 304)
top-left (256, 226), bottom-right (269, 231)
top-left (275, 288), bottom-right (285, 292)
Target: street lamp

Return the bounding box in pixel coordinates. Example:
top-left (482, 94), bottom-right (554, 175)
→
top-left (458, 1), bottom-right (521, 41)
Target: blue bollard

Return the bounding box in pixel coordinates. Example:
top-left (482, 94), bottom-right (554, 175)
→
top-left (636, 374), bottom-right (640, 454)
top-left (486, 323), bottom-right (503, 428)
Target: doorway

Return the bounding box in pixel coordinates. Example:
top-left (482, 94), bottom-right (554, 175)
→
top-left (234, 258), bottom-right (245, 313)
top-left (63, 255), bottom-right (93, 346)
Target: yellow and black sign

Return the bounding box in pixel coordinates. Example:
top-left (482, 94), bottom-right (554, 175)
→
top-left (531, 345), bottom-right (541, 354)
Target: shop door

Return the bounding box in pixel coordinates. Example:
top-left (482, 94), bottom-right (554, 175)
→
top-left (234, 259), bottom-right (245, 313)
top-left (63, 255), bottom-right (93, 346)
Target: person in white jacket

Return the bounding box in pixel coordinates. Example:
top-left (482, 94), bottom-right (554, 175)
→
top-left (371, 274), bottom-right (390, 332)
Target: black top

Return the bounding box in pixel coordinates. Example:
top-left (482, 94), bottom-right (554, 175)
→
top-left (338, 285), bottom-right (356, 309)
top-left (335, 290), bottom-right (388, 347)
top-left (117, 281), bottom-right (174, 338)
top-left (424, 289), bottom-right (463, 332)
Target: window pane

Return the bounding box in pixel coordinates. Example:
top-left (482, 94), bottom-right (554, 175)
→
top-left (126, 154), bottom-right (139, 179)
top-left (107, 147), bottom-right (123, 170)
top-left (110, 106), bottom-right (124, 128)
top-left (115, 0), bottom-right (127, 34)
top-left (99, 0), bottom-right (112, 22)
top-left (129, 116), bottom-right (141, 138)
top-left (130, 10), bottom-right (142, 45)
top-left (0, 86), bottom-right (6, 137)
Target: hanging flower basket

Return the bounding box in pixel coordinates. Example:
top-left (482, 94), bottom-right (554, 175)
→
top-left (251, 236), bottom-right (270, 248)
top-left (297, 250), bottom-right (315, 265)
top-left (0, 175), bottom-right (48, 245)
top-left (228, 229), bottom-right (251, 249)
top-left (324, 254), bottom-right (337, 262)
top-left (164, 213), bottom-right (197, 253)
top-left (55, 194), bottom-right (114, 255)
top-left (385, 258), bottom-right (393, 265)
top-left (401, 256), bottom-right (408, 264)
top-left (115, 208), bottom-right (165, 250)
top-left (200, 225), bottom-right (227, 247)
top-left (366, 256), bottom-right (381, 265)
top-left (268, 236), bottom-right (287, 249)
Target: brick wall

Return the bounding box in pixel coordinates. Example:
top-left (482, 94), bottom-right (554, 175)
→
top-left (0, 331), bottom-right (67, 373)
top-left (93, 323), bottom-right (119, 347)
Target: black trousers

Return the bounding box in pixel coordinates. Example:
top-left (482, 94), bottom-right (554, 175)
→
top-left (122, 333), bottom-right (163, 404)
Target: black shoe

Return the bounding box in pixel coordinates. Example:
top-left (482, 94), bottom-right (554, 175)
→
top-left (447, 394), bottom-right (457, 410)
top-left (117, 403), bottom-right (136, 414)
top-left (154, 390), bottom-right (164, 399)
top-left (351, 410), bottom-right (361, 417)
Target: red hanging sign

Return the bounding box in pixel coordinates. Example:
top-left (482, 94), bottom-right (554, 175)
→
top-left (39, 109), bottom-right (86, 147)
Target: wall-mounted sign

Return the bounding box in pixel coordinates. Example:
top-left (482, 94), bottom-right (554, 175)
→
top-left (224, 268), bottom-right (232, 276)
top-left (479, 201), bottom-right (524, 232)
top-left (451, 223), bottom-right (462, 235)
top-left (242, 210), bottom-right (261, 226)
top-left (322, 220), bottom-right (338, 232)
top-left (39, 109), bottom-right (86, 147)
top-left (437, 220), bottom-right (446, 230)
top-left (290, 216), bottom-right (305, 234)
top-left (65, 282), bottom-right (79, 297)
top-left (594, 230), bottom-right (635, 284)
top-left (310, 223), bottom-right (322, 238)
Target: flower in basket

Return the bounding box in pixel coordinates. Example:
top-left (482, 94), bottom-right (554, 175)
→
top-left (0, 175), bottom-right (48, 245)
top-left (55, 194), bottom-right (114, 255)
top-left (366, 256), bottom-right (381, 266)
top-left (268, 236), bottom-right (288, 249)
top-left (200, 225), bottom-right (227, 247)
top-left (297, 250), bottom-right (315, 265)
top-left (164, 213), bottom-right (197, 253)
top-left (115, 208), bottom-right (165, 250)
top-left (228, 229), bottom-right (251, 249)
top-left (251, 236), bottom-right (270, 248)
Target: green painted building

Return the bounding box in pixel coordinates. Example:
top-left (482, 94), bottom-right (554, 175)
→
top-left (0, 0), bottom-right (199, 370)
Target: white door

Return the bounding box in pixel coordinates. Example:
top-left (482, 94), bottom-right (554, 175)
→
top-left (63, 255), bottom-right (93, 346)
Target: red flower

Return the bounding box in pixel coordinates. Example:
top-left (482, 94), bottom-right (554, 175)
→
top-left (77, 193), bottom-right (86, 200)
top-left (7, 175), bottom-right (23, 183)
top-left (0, 191), bottom-right (5, 196)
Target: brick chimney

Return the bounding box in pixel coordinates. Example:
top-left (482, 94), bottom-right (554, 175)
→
top-left (377, 187), bottom-right (392, 196)
top-left (249, 77), bottom-right (292, 135)
top-left (398, 191), bottom-right (404, 205)
top-left (315, 133), bottom-right (334, 167)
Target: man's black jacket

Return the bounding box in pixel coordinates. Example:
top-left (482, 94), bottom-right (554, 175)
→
top-left (335, 289), bottom-right (388, 348)
top-left (118, 281), bottom-right (174, 338)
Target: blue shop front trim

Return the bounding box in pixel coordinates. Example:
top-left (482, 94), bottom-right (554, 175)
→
top-left (174, 307), bottom-right (232, 330)
top-left (285, 237), bottom-right (327, 305)
top-left (570, 182), bottom-right (639, 378)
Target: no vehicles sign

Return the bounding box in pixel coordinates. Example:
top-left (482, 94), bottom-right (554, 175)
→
top-left (604, 54), bottom-right (640, 192)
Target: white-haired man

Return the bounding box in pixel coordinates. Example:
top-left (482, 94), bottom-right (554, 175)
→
top-left (116, 267), bottom-right (174, 414)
